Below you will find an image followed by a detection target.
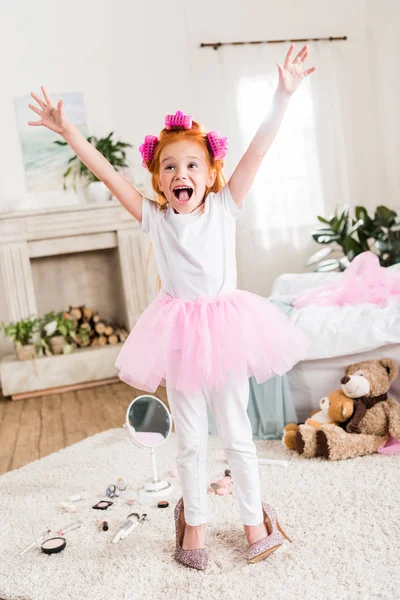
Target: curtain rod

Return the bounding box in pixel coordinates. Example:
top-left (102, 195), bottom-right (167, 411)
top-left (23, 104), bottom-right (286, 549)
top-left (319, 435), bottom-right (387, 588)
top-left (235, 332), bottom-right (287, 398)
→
top-left (200, 36), bottom-right (347, 51)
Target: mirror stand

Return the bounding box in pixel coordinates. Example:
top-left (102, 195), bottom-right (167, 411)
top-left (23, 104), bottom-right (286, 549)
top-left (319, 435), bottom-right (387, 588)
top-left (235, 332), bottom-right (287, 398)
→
top-left (123, 423), bottom-right (173, 498)
top-left (139, 448), bottom-right (173, 497)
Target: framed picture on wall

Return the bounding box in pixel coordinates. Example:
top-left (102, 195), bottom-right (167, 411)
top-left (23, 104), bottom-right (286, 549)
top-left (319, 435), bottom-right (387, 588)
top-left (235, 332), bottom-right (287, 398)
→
top-left (13, 91), bottom-right (88, 208)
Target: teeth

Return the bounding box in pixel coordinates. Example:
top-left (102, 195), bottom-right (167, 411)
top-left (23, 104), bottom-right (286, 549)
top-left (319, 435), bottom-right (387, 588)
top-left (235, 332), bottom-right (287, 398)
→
top-left (173, 185), bottom-right (193, 199)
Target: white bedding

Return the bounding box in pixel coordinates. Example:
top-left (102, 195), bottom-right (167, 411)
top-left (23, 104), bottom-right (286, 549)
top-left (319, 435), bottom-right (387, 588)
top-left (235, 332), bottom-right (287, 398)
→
top-left (270, 267), bottom-right (400, 420)
top-left (270, 268), bottom-right (400, 361)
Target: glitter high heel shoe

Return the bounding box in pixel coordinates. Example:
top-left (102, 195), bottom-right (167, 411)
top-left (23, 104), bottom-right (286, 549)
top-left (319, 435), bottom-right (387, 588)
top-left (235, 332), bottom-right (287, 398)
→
top-left (174, 497), bottom-right (208, 570)
top-left (247, 503), bottom-right (291, 564)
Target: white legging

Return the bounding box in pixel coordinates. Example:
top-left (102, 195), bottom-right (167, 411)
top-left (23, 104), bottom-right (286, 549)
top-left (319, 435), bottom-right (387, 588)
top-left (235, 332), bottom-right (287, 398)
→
top-left (166, 378), bottom-right (264, 526)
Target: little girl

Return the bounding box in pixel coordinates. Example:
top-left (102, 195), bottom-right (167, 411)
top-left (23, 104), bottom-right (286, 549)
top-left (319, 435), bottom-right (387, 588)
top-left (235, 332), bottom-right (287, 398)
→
top-left (28, 43), bottom-right (315, 569)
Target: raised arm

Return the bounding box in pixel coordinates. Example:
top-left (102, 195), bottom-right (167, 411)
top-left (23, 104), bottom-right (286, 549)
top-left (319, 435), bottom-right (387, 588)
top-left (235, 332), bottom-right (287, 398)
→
top-left (228, 44), bottom-right (316, 207)
top-left (28, 87), bottom-right (143, 222)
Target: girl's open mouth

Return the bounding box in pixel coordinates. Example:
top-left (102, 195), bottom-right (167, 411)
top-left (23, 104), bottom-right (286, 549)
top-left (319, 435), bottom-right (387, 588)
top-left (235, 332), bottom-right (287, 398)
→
top-left (173, 186), bottom-right (193, 203)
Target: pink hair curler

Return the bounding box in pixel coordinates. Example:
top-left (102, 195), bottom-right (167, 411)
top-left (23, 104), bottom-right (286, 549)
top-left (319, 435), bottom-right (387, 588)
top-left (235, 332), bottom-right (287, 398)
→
top-left (139, 135), bottom-right (158, 167)
top-left (165, 110), bottom-right (192, 130)
top-left (206, 130), bottom-right (228, 160)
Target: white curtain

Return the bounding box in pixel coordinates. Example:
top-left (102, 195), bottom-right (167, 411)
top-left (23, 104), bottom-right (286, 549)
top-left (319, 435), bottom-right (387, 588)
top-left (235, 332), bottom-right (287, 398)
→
top-left (191, 41), bottom-right (350, 296)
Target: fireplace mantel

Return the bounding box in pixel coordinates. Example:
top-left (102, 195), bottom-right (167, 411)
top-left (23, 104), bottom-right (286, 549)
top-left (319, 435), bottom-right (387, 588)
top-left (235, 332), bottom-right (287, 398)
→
top-left (0, 200), bottom-right (151, 398)
top-left (0, 198), bottom-right (137, 244)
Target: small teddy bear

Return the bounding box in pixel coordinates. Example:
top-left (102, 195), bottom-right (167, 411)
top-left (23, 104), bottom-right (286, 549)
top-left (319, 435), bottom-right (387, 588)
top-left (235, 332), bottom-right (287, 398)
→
top-left (315, 358), bottom-right (400, 461)
top-left (283, 390), bottom-right (354, 458)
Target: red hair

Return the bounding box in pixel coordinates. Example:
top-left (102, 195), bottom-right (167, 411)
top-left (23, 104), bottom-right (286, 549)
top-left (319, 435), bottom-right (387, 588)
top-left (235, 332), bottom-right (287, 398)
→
top-left (146, 120), bottom-right (226, 208)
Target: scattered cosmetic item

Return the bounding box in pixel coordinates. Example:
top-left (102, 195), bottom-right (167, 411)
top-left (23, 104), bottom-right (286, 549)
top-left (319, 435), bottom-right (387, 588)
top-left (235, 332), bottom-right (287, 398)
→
top-left (116, 478), bottom-right (126, 491)
top-left (20, 522), bottom-right (81, 557)
top-left (157, 501), bottom-right (169, 509)
top-left (258, 459), bottom-right (288, 467)
top-left (209, 470), bottom-right (233, 495)
top-left (57, 521), bottom-right (83, 536)
top-left (59, 502), bottom-right (77, 513)
top-left (41, 537), bottom-right (66, 555)
top-left (112, 514), bottom-right (138, 544)
top-left (112, 513), bottom-right (148, 543)
top-left (93, 500), bottom-right (113, 510)
top-left (97, 519), bottom-right (109, 531)
top-left (126, 499), bottom-right (137, 506)
top-left (19, 529), bottom-right (51, 556)
top-left (120, 514), bottom-right (148, 541)
top-left (106, 485), bottom-right (119, 499)
top-left (69, 494), bottom-right (83, 502)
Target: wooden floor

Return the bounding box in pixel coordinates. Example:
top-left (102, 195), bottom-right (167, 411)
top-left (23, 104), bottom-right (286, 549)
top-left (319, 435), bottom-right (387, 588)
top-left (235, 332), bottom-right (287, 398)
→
top-left (0, 382), bottom-right (170, 476)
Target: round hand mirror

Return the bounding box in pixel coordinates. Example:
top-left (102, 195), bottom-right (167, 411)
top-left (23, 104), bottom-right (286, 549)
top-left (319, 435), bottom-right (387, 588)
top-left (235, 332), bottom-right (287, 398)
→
top-left (124, 394), bottom-right (173, 498)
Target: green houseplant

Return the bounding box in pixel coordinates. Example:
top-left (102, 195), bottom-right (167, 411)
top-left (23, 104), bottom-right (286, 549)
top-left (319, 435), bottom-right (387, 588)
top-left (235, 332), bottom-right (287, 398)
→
top-left (40, 311), bottom-right (77, 355)
top-left (0, 315), bottom-right (41, 360)
top-left (308, 204), bottom-right (400, 271)
top-left (54, 131), bottom-right (133, 198)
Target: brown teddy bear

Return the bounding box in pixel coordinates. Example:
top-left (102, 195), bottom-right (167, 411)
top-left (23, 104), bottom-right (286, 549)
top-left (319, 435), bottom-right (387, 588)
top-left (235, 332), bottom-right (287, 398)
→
top-left (315, 358), bottom-right (400, 460)
top-left (283, 390), bottom-right (354, 458)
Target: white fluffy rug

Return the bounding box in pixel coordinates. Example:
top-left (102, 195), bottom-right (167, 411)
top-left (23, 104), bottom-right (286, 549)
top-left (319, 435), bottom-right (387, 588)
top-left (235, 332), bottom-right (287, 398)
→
top-left (0, 429), bottom-right (399, 600)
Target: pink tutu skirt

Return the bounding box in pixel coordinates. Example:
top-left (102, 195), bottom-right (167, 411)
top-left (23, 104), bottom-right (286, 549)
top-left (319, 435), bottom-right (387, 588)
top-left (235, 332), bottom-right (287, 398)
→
top-left (115, 289), bottom-right (310, 394)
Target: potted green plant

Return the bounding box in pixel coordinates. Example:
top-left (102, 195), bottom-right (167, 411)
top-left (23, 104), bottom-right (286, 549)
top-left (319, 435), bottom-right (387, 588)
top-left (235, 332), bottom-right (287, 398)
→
top-left (54, 132), bottom-right (133, 201)
top-left (41, 311), bottom-right (77, 355)
top-left (308, 204), bottom-right (400, 271)
top-left (0, 315), bottom-right (41, 360)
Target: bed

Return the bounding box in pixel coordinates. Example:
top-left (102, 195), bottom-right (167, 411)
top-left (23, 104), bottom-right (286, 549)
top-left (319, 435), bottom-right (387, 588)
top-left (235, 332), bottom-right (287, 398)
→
top-left (270, 267), bottom-right (400, 422)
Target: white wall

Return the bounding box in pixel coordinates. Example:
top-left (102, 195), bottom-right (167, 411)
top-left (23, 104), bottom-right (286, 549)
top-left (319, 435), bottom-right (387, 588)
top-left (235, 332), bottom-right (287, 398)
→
top-left (0, 0), bottom-right (193, 206)
top-left (0, 0), bottom-right (399, 356)
top-left (1, 0), bottom-right (399, 209)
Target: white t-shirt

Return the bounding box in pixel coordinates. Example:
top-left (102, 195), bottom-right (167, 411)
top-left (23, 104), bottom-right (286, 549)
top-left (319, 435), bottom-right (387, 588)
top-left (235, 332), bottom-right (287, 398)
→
top-left (139, 184), bottom-right (243, 301)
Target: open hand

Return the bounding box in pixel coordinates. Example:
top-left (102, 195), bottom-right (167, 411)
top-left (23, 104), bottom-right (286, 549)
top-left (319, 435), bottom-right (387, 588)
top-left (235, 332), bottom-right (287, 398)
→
top-left (28, 86), bottom-right (70, 135)
top-left (276, 44), bottom-right (316, 96)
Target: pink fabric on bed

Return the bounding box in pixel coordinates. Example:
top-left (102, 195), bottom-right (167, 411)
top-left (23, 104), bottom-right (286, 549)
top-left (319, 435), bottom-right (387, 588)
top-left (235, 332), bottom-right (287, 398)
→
top-left (294, 252), bottom-right (400, 307)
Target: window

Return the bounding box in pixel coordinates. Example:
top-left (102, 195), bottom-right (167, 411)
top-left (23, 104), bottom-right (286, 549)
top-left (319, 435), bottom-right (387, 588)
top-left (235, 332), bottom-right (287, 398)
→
top-left (237, 75), bottom-right (324, 230)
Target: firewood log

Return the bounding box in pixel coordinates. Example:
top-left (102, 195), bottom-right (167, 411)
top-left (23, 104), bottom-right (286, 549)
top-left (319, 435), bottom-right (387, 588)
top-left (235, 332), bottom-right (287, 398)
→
top-left (83, 306), bottom-right (94, 321)
top-left (69, 307), bottom-right (82, 320)
top-left (95, 322), bottom-right (106, 335)
top-left (115, 327), bottom-right (128, 342)
top-left (74, 334), bottom-right (90, 347)
top-left (97, 335), bottom-right (107, 346)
